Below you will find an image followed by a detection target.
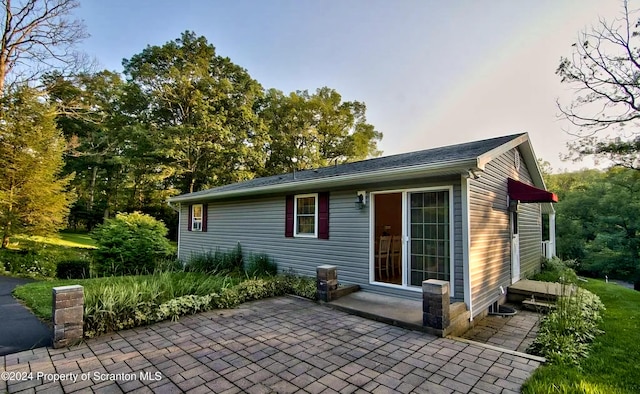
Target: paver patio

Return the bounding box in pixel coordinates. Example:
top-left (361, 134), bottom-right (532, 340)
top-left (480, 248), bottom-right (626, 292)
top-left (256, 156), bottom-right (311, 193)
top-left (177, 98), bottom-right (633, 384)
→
top-left (0, 296), bottom-right (540, 393)
top-left (460, 305), bottom-right (540, 353)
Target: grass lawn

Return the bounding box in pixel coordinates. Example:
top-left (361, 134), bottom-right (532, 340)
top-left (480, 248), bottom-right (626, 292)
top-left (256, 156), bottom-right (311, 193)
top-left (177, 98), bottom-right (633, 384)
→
top-left (522, 279), bottom-right (640, 394)
top-left (14, 231), bottom-right (96, 249)
top-left (13, 272), bottom-right (240, 320)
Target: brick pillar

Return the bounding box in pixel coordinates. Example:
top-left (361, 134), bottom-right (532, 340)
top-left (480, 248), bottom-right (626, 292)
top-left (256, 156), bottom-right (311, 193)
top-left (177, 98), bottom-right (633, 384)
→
top-left (317, 265), bottom-right (338, 302)
top-left (52, 285), bottom-right (84, 348)
top-left (422, 279), bottom-right (450, 330)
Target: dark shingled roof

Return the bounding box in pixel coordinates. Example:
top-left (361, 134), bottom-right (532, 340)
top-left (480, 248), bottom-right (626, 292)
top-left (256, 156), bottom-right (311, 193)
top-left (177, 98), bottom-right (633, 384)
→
top-left (172, 133), bottom-right (525, 200)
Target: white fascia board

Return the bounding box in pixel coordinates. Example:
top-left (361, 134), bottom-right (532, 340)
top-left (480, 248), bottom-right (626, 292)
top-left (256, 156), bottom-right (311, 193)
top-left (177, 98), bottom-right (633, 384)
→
top-left (476, 133), bottom-right (529, 171)
top-left (168, 158), bottom-right (478, 204)
top-left (476, 133), bottom-right (547, 190)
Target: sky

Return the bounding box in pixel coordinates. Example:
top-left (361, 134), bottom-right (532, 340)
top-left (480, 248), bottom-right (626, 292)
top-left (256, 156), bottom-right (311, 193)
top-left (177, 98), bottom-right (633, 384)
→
top-left (74, 0), bottom-right (623, 173)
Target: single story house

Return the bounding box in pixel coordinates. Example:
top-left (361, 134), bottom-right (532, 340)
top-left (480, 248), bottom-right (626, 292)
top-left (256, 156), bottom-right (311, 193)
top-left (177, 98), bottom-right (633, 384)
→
top-left (168, 132), bottom-right (557, 322)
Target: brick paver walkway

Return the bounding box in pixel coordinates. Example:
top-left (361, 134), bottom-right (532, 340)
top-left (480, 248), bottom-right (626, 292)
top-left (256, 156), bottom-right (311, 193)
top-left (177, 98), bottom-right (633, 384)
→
top-left (0, 296), bottom-right (540, 393)
top-left (460, 306), bottom-right (540, 353)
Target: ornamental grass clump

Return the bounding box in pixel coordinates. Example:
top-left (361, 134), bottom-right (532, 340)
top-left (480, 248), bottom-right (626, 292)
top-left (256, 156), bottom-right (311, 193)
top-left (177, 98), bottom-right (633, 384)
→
top-left (83, 272), bottom-right (237, 337)
top-left (528, 281), bottom-right (605, 365)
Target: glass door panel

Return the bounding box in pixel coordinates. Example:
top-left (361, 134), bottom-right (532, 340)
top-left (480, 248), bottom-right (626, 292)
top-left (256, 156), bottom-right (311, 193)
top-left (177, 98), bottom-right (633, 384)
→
top-left (373, 193), bottom-right (402, 285)
top-left (409, 190), bottom-right (450, 287)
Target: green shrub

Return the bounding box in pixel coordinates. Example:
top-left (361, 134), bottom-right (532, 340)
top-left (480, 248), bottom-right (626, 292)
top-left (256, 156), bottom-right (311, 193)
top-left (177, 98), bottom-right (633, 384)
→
top-left (283, 272), bottom-right (317, 299)
top-left (184, 243), bottom-right (244, 274)
top-left (56, 259), bottom-right (90, 279)
top-left (91, 212), bottom-right (176, 276)
top-left (528, 284), bottom-right (605, 364)
top-left (532, 257), bottom-right (579, 284)
top-left (245, 253), bottom-right (278, 276)
top-left (0, 246), bottom-right (57, 278)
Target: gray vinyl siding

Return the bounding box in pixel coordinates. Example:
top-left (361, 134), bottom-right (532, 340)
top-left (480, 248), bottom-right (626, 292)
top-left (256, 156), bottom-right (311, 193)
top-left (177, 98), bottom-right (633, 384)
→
top-left (178, 178), bottom-right (464, 302)
top-left (516, 154), bottom-right (543, 278)
top-left (179, 190), bottom-right (369, 285)
top-left (468, 148), bottom-right (543, 318)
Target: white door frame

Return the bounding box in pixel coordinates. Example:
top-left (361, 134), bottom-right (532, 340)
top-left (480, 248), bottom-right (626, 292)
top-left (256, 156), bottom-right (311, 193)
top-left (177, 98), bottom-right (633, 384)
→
top-left (511, 210), bottom-right (520, 284)
top-left (369, 186), bottom-right (455, 294)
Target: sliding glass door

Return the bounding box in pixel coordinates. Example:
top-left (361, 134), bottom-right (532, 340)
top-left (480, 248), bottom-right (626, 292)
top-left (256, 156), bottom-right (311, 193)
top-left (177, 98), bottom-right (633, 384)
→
top-left (409, 190), bottom-right (450, 287)
top-left (371, 187), bottom-right (453, 289)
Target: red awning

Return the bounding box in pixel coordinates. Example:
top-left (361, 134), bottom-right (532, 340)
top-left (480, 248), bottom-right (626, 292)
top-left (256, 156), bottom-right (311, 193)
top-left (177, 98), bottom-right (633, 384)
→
top-left (508, 178), bottom-right (558, 203)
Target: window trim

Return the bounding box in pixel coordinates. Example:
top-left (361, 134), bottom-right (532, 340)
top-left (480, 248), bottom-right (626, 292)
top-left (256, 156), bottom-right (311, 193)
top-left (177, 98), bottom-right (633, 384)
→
top-left (191, 203), bottom-right (203, 232)
top-left (294, 193), bottom-right (318, 238)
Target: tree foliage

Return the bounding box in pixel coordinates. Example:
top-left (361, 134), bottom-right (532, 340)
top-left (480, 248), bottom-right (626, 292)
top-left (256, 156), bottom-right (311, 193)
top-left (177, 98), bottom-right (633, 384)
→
top-left (0, 86), bottom-right (74, 247)
top-left (557, 0), bottom-right (640, 168)
top-left (0, 27), bottom-right (382, 237)
top-left (258, 87), bottom-right (382, 175)
top-left (550, 168), bottom-right (640, 288)
top-left (123, 31), bottom-right (267, 193)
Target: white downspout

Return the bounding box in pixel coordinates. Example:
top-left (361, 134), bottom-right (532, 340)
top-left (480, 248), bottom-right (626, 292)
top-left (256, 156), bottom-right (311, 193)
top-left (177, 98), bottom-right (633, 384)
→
top-left (461, 174), bottom-right (473, 320)
top-left (549, 211), bottom-right (556, 257)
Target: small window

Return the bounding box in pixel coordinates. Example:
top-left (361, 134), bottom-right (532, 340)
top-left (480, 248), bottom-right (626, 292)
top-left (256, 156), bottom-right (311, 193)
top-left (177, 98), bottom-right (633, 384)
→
top-left (514, 149), bottom-right (521, 171)
top-left (192, 204), bottom-right (203, 232)
top-left (294, 194), bottom-right (318, 237)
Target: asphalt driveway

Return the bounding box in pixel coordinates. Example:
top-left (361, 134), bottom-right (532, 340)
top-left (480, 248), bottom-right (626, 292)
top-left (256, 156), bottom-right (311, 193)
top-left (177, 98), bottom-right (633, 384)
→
top-left (0, 276), bottom-right (52, 356)
top-left (1, 296), bottom-right (539, 393)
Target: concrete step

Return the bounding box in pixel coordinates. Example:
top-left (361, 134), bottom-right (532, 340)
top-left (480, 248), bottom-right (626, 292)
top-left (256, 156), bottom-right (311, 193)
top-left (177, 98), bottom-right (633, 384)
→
top-left (522, 299), bottom-right (555, 313)
top-left (507, 279), bottom-right (574, 303)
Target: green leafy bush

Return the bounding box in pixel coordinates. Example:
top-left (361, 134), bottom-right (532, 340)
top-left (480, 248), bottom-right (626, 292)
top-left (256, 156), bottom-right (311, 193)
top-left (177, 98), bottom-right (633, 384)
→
top-left (1, 245), bottom-right (57, 278)
top-left (91, 212), bottom-right (176, 276)
top-left (245, 253), bottom-right (278, 276)
top-left (56, 259), bottom-right (90, 279)
top-left (528, 284), bottom-right (605, 364)
top-left (532, 257), bottom-right (579, 284)
top-left (184, 243), bottom-right (244, 274)
top-left (283, 272), bottom-right (317, 299)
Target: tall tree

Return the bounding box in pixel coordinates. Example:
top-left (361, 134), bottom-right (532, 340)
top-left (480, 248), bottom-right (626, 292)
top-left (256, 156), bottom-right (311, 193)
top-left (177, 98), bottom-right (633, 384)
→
top-left (0, 0), bottom-right (87, 93)
top-left (259, 87), bottom-right (382, 175)
top-left (123, 31), bottom-right (266, 193)
top-left (0, 86), bottom-right (73, 247)
top-left (557, 0), bottom-right (640, 168)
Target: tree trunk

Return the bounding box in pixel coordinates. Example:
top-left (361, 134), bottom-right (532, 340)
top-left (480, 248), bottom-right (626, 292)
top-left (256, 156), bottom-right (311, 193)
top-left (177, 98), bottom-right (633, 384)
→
top-left (635, 280), bottom-right (640, 292)
top-left (88, 165), bottom-right (97, 211)
top-left (1, 224), bottom-right (10, 249)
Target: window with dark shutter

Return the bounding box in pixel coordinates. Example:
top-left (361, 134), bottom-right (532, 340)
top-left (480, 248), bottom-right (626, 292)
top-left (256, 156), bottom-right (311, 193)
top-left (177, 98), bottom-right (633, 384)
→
top-left (286, 193), bottom-right (329, 239)
top-left (189, 204), bottom-right (205, 232)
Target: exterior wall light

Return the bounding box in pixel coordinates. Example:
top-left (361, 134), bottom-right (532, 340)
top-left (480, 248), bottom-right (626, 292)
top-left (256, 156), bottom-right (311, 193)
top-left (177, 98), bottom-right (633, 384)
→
top-left (355, 191), bottom-right (367, 209)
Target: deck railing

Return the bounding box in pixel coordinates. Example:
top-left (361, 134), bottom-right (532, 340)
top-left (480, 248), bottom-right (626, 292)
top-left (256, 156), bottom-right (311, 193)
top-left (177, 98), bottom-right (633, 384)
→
top-left (542, 240), bottom-right (554, 259)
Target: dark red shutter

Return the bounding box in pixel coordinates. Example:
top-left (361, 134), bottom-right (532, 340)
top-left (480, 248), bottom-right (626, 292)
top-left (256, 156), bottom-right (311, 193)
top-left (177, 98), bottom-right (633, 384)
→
top-left (187, 204), bottom-right (193, 231)
top-left (202, 204), bottom-right (208, 232)
top-left (285, 195), bottom-right (294, 237)
top-left (318, 192), bottom-right (329, 239)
